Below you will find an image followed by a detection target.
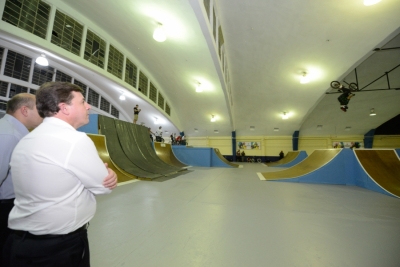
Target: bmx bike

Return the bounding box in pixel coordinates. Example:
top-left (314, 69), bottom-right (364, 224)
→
top-left (330, 81), bottom-right (359, 91)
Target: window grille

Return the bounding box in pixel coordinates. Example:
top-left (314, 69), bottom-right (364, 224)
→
top-left (203, 0), bottom-right (210, 20)
top-left (107, 45), bottom-right (124, 78)
top-left (4, 50), bottom-right (31, 82)
top-left (73, 79), bottom-right (87, 98)
top-left (51, 10), bottom-right (83, 56)
top-left (149, 83), bottom-right (157, 103)
top-left (165, 103), bottom-right (170, 116)
top-left (213, 8), bottom-right (216, 41)
top-left (0, 81), bottom-right (9, 97)
top-left (138, 71), bottom-right (148, 96)
top-left (87, 88), bottom-right (99, 108)
top-left (2, 0), bottom-right (50, 39)
top-left (0, 100), bottom-right (7, 111)
top-left (0, 47), bottom-right (4, 67)
top-left (111, 106), bottom-right (119, 118)
top-left (84, 30), bottom-right (106, 69)
top-left (100, 97), bottom-right (110, 113)
top-left (158, 92), bottom-right (164, 110)
top-left (55, 70), bottom-right (72, 82)
top-left (32, 63), bottom-right (54, 85)
top-left (125, 58), bottom-right (137, 88)
top-left (9, 83), bottom-right (28, 98)
top-left (29, 88), bottom-right (37, 95)
top-left (218, 26), bottom-right (224, 59)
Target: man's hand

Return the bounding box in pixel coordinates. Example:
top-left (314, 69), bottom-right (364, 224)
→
top-left (103, 163), bottom-right (118, 189)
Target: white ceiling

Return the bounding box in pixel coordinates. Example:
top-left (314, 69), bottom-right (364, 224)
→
top-left (3, 0), bottom-right (400, 137)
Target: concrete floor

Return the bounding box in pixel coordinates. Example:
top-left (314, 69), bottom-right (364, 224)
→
top-left (89, 163), bottom-right (400, 267)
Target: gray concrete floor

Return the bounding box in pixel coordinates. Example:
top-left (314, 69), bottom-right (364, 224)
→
top-left (89, 163), bottom-right (400, 267)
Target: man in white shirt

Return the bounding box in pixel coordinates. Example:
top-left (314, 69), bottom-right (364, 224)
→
top-left (0, 93), bottom-right (43, 263)
top-left (155, 126), bottom-right (163, 142)
top-left (3, 82), bottom-right (118, 267)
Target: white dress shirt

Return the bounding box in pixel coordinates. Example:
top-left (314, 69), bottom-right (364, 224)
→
top-left (9, 117), bottom-right (111, 235)
top-left (0, 114), bottom-right (29, 200)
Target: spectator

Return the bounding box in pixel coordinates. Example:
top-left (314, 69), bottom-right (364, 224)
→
top-left (236, 149), bottom-right (241, 162)
top-left (0, 93), bottom-right (43, 263)
top-left (149, 127), bottom-right (154, 142)
top-left (133, 104), bottom-right (141, 124)
top-left (3, 82), bottom-right (118, 267)
top-left (241, 150), bottom-right (246, 163)
top-left (155, 126), bottom-right (163, 142)
top-left (279, 151), bottom-right (284, 159)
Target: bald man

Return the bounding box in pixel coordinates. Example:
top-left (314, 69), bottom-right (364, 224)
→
top-left (0, 93), bottom-right (43, 262)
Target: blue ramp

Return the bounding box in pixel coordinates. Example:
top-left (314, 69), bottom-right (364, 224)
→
top-left (277, 151), bottom-right (308, 167)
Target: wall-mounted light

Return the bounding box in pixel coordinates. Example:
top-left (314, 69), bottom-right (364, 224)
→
top-left (153, 23), bottom-right (166, 42)
top-left (364, 0), bottom-right (381, 6)
top-left (300, 72), bottom-right (310, 84)
top-left (370, 108), bottom-right (376, 116)
top-left (274, 128), bottom-right (279, 132)
top-left (35, 54), bottom-right (48, 66)
top-left (282, 112), bottom-right (288, 120)
top-left (214, 130), bottom-right (219, 133)
top-left (119, 93), bottom-right (126, 100)
top-left (211, 115), bottom-right (216, 122)
top-left (194, 128), bottom-right (198, 132)
top-left (345, 127), bottom-right (351, 131)
top-left (250, 126), bottom-right (255, 131)
top-left (196, 82), bottom-right (203, 93)
top-left (317, 125), bottom-right (323, 130)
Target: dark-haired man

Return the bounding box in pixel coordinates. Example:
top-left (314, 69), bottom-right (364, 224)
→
top-left (0, 93), bottom-right (43, 263)
top-left (3, 82), bottom-right (118, 267)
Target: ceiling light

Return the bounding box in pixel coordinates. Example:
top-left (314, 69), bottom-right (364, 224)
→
top-left (274, 128), bottom-right (279, 132)
top-left (250, 126), bottom-right (255, 131)
top-left (194, 128), bottom-right (198, 132)
top-left (300, 72), bottom-right (310, 84)
top-left (153, 23), bottom-right (166, 42)
top-left (35, 54), bottom-right (48, 66)
top-left (214, 130), bottom-right (219, 133)
top-left (370, 108), bottom-right (376, 116)
top-left (211, 115), bottom-right (216, 122)
top-left (196, 82), bottom-right (203, 93)
top-left (317, 125), bottom-right (322, 130)
top-left (165, 131), bottom-right (169, 134)
top-left (119, 94), bottom-right (126, 100)
top-left (345, 127), bottom-right (351, 131)
top-left (363, 0), bottom-right (381, 6)
top-left (282, 112), bottom-right (288, 120)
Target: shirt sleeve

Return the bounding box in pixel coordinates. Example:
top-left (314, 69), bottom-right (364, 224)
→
top-left (0, 134), bottom-right (19, 185)
top-left (66, 134), bottom-right (111, 195)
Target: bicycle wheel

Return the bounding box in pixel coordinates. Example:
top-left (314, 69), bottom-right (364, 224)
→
top-left (349, 82), bottom-right (359, 91)
top-left (330, 81), bottom-right (341, 89)
top-left (257, 158), bottom-right (262, 163)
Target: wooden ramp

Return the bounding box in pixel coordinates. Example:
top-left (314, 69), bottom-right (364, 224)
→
top-left (87, 134), bottom-right (137, 184)
top-left (154, 143), bottom-right (188, 168)
top-left (265, 151), bottom-right (299, 166)
top-left (259, 149), bottom-right (340, 180)
top-left (213, 148), bottom-right (241, 168)
top-left (354, 150), bottom-right (400, 198)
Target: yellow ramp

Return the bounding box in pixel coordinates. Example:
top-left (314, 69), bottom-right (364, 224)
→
top-left (265, 151), bottom-right (300, 166)
top-left (354, 150), bottom-right (400, 198)
top-left (259, 149), bottom-right (340, 180)
top-left (88, 134), bottom-right (137, 183)
top-left (154, 143), bottom-right (188, 168)
top-left (214, 148), bottom-right (241, 168)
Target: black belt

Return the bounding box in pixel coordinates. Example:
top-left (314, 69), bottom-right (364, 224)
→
top-left (12, 223), bottom-right (89, 240)
top-left (0, 198), bottom-right (15, 204)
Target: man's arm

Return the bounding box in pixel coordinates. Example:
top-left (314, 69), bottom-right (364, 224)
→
top-left (0, 135), bottom-right (19, 185)
top-left (68, 135), bottom-right (115, 194)
top-left (103, 163), bottom-right (117, 189)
